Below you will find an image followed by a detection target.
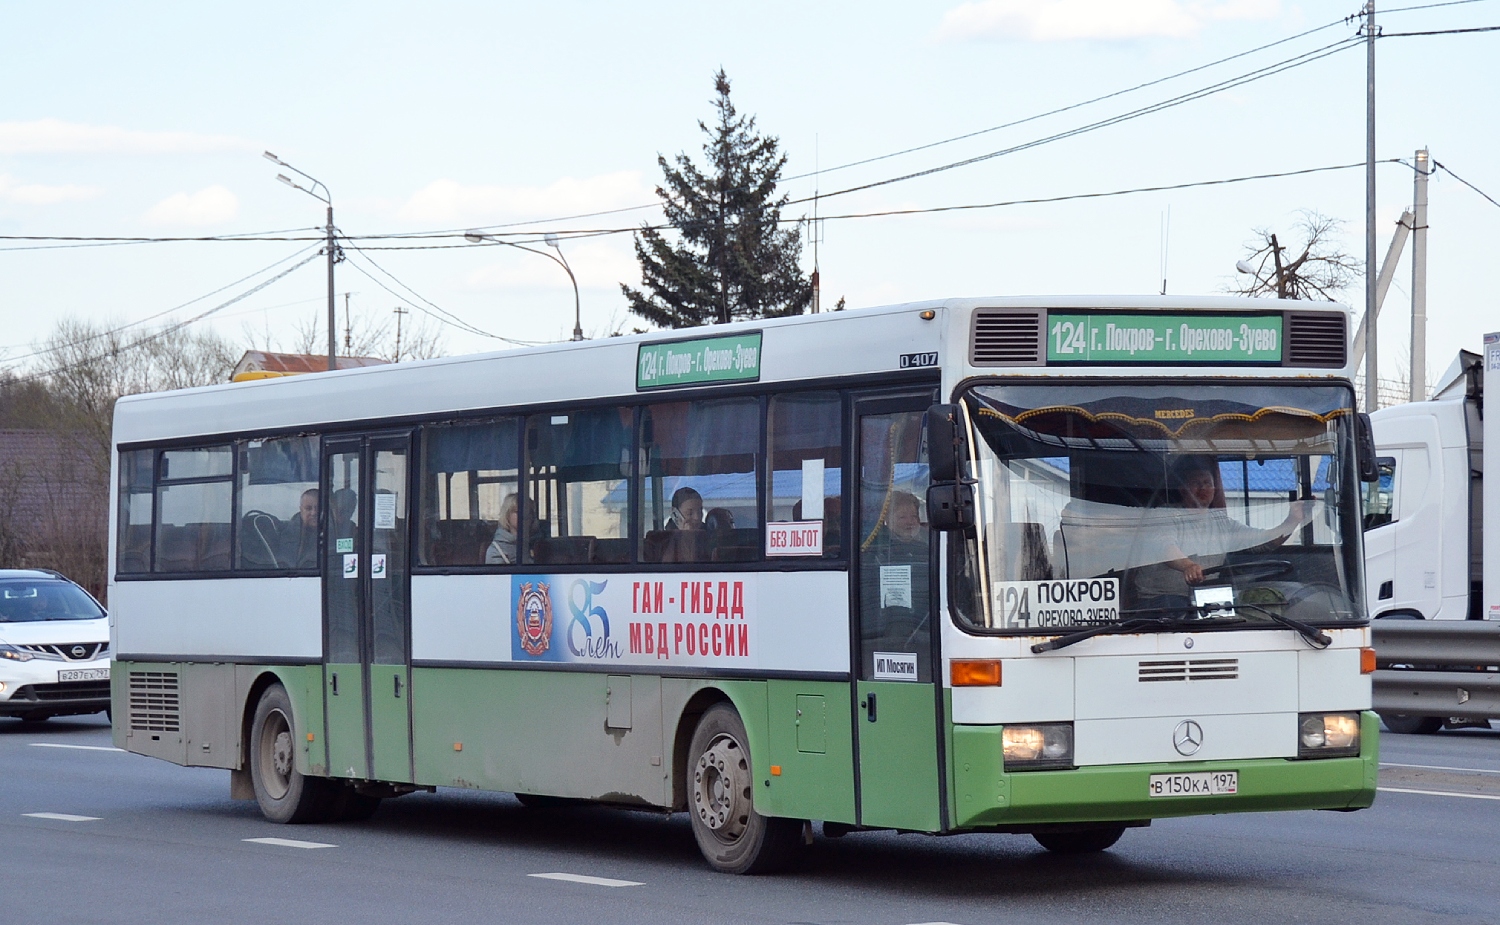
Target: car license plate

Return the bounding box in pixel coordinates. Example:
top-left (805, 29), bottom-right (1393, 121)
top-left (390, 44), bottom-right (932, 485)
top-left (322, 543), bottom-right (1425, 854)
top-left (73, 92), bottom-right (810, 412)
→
top-left (1148, 771), bottom-right (1237, 797)
top-left (58, 667), bottom-right (109, 682)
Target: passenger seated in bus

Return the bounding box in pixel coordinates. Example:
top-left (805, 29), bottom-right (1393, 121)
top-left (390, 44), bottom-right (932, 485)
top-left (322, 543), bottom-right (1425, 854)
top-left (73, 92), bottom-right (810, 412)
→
top-left (668, 487), bottom-right (704, 532)
top-left (485, 494), bottom-right (520, 565)
top-left (873, 491), bottom-right (926, 562)
top-left (277, 488), bottom-right (320, 569)
top-left (705, 507), bottom-right (733, 532)
top-left (654, 486), bottom-right (708, 562)
top-left (863, 491), bottom-right (929, 633)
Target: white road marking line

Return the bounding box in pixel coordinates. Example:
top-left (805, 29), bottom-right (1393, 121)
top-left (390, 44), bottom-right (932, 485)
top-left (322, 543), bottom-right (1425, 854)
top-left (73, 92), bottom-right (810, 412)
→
top-left (1381, 762), bottom-right (1500, 776)
top-left (23, 812), bottom-right (101, 822)
top-left (1379, 787), bottom-right (1500, 802)
top-left (29, 743), bottom-right (124, 752)
top-left (242, 837), bottom-right (337, 849)
top-left (528, 872), bottom-right (643, 888)
top-left (909, 921), bottom-right (969, 925)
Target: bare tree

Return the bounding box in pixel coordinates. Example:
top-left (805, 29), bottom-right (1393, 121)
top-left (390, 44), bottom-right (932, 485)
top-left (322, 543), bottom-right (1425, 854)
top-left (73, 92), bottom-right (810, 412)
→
top-left (1227, 211), bottom-right (1362, 301)
top-left (248, 306), bottom-right (445, 363)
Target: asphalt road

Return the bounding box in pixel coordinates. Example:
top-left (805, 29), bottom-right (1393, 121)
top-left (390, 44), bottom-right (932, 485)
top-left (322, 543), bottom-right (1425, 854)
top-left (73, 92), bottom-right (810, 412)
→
top-left (3, 714), bottom-right (1497, 925)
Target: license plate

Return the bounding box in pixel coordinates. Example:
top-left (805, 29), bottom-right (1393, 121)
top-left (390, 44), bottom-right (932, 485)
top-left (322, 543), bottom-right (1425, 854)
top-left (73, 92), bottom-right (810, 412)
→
top-left (1148, 771), bottom-right (1238, 797)
top-left (58, 667), bottom-right (109, 682)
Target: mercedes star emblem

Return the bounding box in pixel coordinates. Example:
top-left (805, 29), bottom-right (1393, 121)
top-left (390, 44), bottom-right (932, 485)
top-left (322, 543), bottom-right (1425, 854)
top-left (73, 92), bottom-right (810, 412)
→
top-left (1173, 719), bottom-right (1204, 756)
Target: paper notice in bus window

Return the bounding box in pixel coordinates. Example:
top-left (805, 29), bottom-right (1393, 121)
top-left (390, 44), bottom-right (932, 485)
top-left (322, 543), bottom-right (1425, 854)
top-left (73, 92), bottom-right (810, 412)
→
top-left (880, 566), bottom-right (912, 608)
top-left (342, 554), bottom-right (358, 579)
top-left (374, 494), bottom-right (397, 530)
top-left (873, 651), bottom-right (918, 681)
top-left (767, 521), bottom-right (822, 556)
top-left (801, 459), bottom-right (824, 520)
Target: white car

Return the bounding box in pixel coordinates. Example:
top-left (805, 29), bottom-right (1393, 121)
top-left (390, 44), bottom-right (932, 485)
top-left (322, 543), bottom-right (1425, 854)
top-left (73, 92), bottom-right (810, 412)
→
top-left (0, 570), bottom-right (111, 722)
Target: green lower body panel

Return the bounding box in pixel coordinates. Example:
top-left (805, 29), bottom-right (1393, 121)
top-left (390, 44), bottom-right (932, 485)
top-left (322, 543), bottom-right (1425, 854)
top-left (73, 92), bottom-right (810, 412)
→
top-left (857, 680), bottom-right (942, 831)
top-left (951, 711), bottom-right (1380, 829)
top-left (368, 664), bottom-right (413, 783)
top-left (324, 663), bottom-right (366, 779)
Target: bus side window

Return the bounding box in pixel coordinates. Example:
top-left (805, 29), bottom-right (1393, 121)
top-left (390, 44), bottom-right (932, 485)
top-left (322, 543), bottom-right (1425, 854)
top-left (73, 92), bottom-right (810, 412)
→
top-left (638, 397), bottom-right (761, 565)
top-left (767, 391), bottom-right (842, 559)
top-left (116, 449), bottom-right (154, 574)
top-left (525, 407), bottom-right (633, 566)
top-left (418, 419), bottom-right (519, 567)
top-left (154, 446), bottom-right (234, 573)
top-left (236, 435), bottom-right (320, 571)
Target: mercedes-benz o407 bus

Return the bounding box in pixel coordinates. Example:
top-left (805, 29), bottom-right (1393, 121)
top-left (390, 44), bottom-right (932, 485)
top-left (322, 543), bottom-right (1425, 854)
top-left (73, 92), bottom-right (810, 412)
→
top-left (109, 297), bottom-right (1379, 873)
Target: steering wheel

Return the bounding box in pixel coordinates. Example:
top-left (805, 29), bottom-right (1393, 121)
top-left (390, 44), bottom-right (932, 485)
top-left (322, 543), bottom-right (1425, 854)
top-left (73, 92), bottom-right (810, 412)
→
top-left (1199, 559), bottom-right (1294, 583)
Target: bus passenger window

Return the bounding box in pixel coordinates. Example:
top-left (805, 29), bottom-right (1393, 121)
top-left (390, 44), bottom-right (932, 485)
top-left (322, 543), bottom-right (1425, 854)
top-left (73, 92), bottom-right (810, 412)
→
top-left (236, 435), bottom-right (320, 571)
top-left (525, 407), bottom-right (632, 565)
top-left (116, 449), bottom-right (154, 574)
top-left (767, 391), bottom-right (842, 559)
top-left (639, 398), bottom-right (760, 564)
top-left (418, 419), bottom-right (519, 567)
top-left (153, 446), bottom-right (233, 573)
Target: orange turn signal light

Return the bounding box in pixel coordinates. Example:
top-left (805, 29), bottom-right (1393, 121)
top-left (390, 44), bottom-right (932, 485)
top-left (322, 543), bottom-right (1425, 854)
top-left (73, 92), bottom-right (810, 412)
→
top-left (770, 765), bottom-right (782, 777)
top-left (950, 659), bottom-right (1002, 687)
top-left (1360, 647), bottom-right (1377, 675)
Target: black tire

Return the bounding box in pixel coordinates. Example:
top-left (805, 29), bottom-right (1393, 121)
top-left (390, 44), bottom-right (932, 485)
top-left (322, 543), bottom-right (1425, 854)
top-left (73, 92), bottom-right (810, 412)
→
top-left (327, 785), bottom-right (382, 822)
top-left (1379, 712), bottom-right (1444, 735)
top-left (686, 703), bottom-right (801, 875)
top-left (1033, 825), bottom-right (1127, 854)
top-left (249, 684), bottom-right (334, 824)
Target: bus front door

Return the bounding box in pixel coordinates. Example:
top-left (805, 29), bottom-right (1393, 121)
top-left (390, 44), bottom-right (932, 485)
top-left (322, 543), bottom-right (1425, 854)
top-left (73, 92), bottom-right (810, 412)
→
top-left (853, 397), bottom-right (943, 832)
top-left (322, 433), bottom-right (414, 784)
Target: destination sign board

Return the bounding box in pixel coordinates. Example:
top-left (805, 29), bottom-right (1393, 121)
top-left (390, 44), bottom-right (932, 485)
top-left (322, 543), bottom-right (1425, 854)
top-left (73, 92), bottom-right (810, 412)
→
top-left (637, 332), bottom-right (762, 390)
top-left (1046, 313), bottom-right (1283, 365)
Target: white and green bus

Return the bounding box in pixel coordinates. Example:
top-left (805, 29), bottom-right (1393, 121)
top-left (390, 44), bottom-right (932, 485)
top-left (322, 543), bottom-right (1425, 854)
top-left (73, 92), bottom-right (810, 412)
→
top-left (110, 296), bottom-right (1379, 873)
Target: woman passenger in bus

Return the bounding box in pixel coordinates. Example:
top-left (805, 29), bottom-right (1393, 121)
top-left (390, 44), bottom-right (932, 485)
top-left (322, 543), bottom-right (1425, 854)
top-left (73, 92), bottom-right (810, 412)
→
top-left (485, 494), bottom-right (520, 565)
top-left (659, 486), bottom-right (707, 562)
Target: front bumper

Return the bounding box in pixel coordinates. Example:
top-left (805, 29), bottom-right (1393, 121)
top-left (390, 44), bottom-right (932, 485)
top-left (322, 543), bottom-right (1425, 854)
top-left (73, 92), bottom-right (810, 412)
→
top-left (951, 711), bottom-right (1379, 829)
top-left (0, 658), bottom-right (112, 717)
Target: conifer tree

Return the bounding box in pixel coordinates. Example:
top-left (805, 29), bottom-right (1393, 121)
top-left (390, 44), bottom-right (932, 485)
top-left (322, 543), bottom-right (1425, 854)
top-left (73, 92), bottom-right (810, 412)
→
top-left (622, 70), bottom-right (810, 328)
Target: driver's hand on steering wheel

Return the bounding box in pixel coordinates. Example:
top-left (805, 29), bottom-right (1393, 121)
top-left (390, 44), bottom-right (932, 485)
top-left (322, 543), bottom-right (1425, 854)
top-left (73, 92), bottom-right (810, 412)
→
top-left (1169, 557), bottom-right (1205, 584)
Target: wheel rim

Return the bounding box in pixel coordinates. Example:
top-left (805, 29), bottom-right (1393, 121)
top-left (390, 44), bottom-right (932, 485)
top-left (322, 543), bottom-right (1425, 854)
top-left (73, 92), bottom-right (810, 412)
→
top-left (693, 731), bottom-right (751, 843)
top-left (258, 708), bottom-right (294, 801)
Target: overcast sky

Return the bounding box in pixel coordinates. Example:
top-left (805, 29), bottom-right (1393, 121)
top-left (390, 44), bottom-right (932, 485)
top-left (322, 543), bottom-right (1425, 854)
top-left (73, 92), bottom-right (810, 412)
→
top-left (1, 0), bottom-right (1496, 392)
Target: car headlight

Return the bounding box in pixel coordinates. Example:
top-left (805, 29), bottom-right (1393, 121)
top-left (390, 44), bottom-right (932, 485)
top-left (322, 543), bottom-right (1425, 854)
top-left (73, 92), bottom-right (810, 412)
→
top-left (0, 644), bottom-right (35, 662)
top-left (1298, 712), bottom-right (1361, 758)
top-left (1002, 723), bottom-right (1074, 770)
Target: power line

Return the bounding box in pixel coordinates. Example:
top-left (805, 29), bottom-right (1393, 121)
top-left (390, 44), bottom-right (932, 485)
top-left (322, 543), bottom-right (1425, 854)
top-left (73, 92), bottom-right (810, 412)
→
top-left (341, 246), bottom-right (540, 345)
top-left (1380, 24), bottom-right (1500, 35)
top-left (1433, 160), bottom-right (1500, 209)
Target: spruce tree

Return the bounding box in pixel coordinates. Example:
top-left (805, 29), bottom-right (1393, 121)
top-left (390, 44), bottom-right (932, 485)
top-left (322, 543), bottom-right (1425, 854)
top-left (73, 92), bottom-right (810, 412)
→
top-left (622, 70), bottom-right (810, 328)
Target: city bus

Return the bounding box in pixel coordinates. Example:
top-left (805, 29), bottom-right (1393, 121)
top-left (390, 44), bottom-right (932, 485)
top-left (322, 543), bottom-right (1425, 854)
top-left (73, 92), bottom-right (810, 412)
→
top-left (109, 296), bottom-right (1379, 873)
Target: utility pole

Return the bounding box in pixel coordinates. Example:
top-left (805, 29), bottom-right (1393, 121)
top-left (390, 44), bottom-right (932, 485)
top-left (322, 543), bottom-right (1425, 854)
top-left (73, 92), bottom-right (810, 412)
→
top-left (1351, 209), bottom-right (1414, 368)
top-left (264, 152), bottom-right (338, 371)
top-left (1411, 148), bottom-right (1430, 402)
top-left (393, 306), bottom-right (409, 361)
top-left (1363, 1), bottom-right (1379, 411)
top-left (326, 205), bottom-right (337, 370)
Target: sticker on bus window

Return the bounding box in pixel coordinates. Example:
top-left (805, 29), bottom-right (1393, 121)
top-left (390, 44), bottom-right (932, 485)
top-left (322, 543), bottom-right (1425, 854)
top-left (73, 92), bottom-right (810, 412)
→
top-left (342, 554), bottom-right (358, 578)
top-left (371, 554), bottom-right (387, 579)
top-left (336, 538), bottom-right (354, 553)
top-left (766, 521), bottom-right (822, 556)
top-left (879, 566), bottom-right (912, 608)
top-left (873, 651), bottom-right (918, 681)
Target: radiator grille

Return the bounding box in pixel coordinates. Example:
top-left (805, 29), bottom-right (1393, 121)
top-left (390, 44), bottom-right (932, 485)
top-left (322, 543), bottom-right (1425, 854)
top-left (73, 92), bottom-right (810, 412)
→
top-left (971, 310), bottom-right (1044, 366)
top-left (1285, 312), bottom-right (1347, 367)
top-left (1138, 658), bottom-right (1239, 682)
top-left (128, 671), bottom-right (180, 732)
top-left (17, 642), bottom-right (107, 661)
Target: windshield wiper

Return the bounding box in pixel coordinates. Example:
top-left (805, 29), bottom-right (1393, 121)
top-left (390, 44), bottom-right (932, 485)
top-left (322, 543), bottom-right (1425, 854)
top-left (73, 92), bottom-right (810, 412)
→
top-left (1031, 610), bottom-right (1245, 653)
top-left (1234, 602), bottom-right (1333, 648)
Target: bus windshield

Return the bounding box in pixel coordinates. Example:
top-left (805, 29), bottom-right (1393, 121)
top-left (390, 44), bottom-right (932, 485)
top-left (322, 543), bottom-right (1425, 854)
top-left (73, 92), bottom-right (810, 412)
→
top-left (952, 382), bottom-right (1366, 634)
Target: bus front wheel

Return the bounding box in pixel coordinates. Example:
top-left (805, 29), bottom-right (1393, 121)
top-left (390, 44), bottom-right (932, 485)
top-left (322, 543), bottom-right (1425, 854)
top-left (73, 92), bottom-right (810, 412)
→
top-left (1033, 825), bottom-right (1126, 854)
top-left (686, 704), bottom-right (801, 874)
top-left (249, 684), bottom-right (333, 824)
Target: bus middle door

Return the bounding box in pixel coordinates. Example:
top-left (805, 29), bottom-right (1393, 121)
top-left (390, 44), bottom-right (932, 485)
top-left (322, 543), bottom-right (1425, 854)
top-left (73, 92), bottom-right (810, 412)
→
top-left (322, 432), bottom-right (414, 784)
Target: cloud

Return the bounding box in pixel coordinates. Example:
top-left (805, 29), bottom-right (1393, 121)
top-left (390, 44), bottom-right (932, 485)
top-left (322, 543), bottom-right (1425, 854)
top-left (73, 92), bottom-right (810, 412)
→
top-left (143, 186), bottom-right (240, 226)
top-left (0, 173), bottom-right (100, 204)
top-left (0, 118), bottom-right (250, 155)
top-left (398, 172), bottom-right (653, 225)
top-left (935, 0), bottom-right (1280, 42)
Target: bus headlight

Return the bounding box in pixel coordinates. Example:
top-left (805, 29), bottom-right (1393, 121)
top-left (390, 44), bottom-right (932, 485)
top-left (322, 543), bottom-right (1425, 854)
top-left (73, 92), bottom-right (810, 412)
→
top-left (1298, 712), bottom-right (1361, 758)
top-left (1002, 723), bottom-right (1074, 770)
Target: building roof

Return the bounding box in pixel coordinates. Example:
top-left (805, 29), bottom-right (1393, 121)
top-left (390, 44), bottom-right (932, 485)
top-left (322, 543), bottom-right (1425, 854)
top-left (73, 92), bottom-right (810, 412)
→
top-left (232, 351), bottom-right (389, 378)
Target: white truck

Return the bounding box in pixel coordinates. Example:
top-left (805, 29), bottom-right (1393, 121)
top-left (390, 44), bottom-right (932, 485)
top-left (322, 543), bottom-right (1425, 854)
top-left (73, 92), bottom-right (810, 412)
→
top-left (1364, 333), bottom-right (1499, 733)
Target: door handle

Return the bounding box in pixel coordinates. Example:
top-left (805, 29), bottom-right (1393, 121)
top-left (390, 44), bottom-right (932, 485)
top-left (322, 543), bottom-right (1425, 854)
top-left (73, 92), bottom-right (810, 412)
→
top-left (330, 672), bottom-right (338, 695)
top-left (864, 692), bottom-right (877, 722)
top-left (394, 674), bottom-right (403, 698)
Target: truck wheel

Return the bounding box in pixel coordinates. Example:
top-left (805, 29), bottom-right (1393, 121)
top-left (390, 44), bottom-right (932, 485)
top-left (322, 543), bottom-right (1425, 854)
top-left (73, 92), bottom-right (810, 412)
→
top-left (686, 703), bottom-right (801, 874)
top-left (1379, 713), bottom-right (1443, 735)
top-left (1033, 825), bottom-right (1127, 854)
top-left (249, 684), bottom-right (333, 823)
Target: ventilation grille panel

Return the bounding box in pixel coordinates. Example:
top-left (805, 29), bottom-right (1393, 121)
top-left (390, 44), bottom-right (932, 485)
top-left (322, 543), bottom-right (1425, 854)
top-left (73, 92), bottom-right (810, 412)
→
top-left (129, 670), bottom-right (180, 732)
top-left (1138, 658), bottom-right (1239, 682)
top-left (971, 310), bottom-right (1044, 367)
top-left (1285, 312), bottom-right (1347, 368)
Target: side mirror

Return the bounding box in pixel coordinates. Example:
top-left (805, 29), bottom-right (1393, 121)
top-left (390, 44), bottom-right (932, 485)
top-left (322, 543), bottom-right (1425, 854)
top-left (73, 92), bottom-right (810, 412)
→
top-left (1355, 412), bottom-right (1380, 482)
top-left (927, 483), bottom-right (974, 531)
top-left (926, 403), bottom-right (965, 484)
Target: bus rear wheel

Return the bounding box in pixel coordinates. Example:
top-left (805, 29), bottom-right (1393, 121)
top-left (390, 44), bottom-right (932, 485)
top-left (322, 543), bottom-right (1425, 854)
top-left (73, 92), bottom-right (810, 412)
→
top-left (1033, 825), bottom-right (1127, 854)
top-left (249, 684), bottom-right (333, 824)
top-left (686, 704), bottom-right (801, 874)
top-left (1379, 713), bottom-right (1444, 735)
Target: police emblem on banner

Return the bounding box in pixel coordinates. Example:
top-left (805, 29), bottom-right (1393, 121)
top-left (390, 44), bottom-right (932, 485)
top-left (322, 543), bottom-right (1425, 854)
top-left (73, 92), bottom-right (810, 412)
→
top-left (515, 581), bottom-right (554, 657)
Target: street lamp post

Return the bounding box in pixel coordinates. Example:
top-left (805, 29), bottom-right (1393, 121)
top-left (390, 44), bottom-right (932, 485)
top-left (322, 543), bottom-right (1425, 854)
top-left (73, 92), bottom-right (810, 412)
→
top-left (464, 231), bottom-right (583, 341)
top-left (265, 151), bottom-right (340, 371)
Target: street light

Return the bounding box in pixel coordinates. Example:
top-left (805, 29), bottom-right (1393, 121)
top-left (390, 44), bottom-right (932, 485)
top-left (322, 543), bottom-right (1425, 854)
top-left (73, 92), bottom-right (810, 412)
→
top-left (265, 150), bottom-right (340, 371)
top-left (464, 231), bottom-right (583, 341)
